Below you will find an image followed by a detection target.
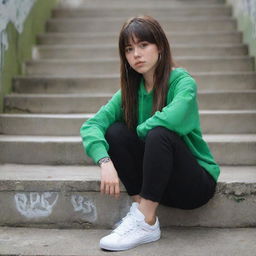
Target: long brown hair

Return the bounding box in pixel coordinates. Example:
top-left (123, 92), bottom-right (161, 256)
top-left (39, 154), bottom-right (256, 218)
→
top-left (119, 16), bottom-right (177, 131)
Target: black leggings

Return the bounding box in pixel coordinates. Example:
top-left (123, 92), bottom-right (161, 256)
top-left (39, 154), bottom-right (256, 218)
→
top-left (105, 122), bottom-right (217, 210)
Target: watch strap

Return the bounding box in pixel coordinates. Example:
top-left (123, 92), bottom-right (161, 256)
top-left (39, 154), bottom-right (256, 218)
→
top-left (98, 157), bottom-right (111, 166)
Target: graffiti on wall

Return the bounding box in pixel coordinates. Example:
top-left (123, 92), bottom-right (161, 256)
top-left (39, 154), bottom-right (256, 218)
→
top-left (0, 0), bottom-right (36, 72)
top-left (15, 192), bottom-right (59, 218)
top-left (14, 192), bottom-right (98, 223)
top-left (71, 195), bottom-right (97, 222)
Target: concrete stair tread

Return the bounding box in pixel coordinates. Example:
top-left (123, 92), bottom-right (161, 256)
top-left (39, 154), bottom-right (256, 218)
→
top-left (1, 226), bottom-right (256, 256)
top-left (6, 89), bottom-right (256, 97)
top-left (54, 4), bottom-right (230, 10)
top-left (54, 4), bottom-right (229, 9)
top-left (1, 110), bottom-right (256, 118)
top-left (14, 71), bottom-right (256, 79)
top-left (46, 17), bottom-right (236, 33)
top-left (27, 56), bottom-right (253, 62)
top-left (37, 31), bottom-right (243, 46)
top-left (0, 164), bottom-right (255, 184)
top-left (53, 6), bottom-right (232, 18)
top-left (4, 91), bottom-right (256, 113)
top-left (38, 31), bottom-right (242, 37)
top-left (39, 30), bottom-right (242, 35)
top-left (1, 109), bottom-right (256, 116)
top-left (0, 134), bottom-right (256, 142)
top-left (34, 44), bottom-right (248, 59)
top-left (48, 16), bottom-right (235, 21)
top-left (1, 111), bottom-right (255, 136)
top-left (34, 43), bottom-right (247, 49)
top-left (15, 71), bottom-right (256, 78)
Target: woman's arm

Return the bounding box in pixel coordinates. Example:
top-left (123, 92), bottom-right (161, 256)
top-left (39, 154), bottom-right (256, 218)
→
top-left (80, 89), bottom-right (123, 164)
top-left (136, 77), bottom-right (199, 138)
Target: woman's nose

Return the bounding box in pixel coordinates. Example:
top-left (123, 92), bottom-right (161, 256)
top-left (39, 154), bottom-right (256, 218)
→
top-left (134, 47), bottom-right (140, 58)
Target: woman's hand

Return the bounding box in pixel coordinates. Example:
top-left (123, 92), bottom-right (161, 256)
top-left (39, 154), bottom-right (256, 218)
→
top-left (100, 161), bottom-right (120, 199)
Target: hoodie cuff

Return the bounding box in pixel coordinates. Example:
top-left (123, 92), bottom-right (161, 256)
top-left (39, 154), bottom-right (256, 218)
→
top-left (88, 142), bottom-right (109, 164)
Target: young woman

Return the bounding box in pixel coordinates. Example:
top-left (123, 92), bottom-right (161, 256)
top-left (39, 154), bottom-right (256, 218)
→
top-left (80, 16), bottom-right (220, 251)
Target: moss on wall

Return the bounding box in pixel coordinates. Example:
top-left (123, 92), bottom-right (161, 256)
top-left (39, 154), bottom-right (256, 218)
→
top-left (0, 0), bottom-right (59, 113)
top-left (238, 15), bottom-right (256, 69)
top-left (226, 0), bottom-right (256, 70)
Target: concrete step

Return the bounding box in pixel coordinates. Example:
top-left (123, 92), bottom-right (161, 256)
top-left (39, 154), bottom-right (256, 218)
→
top-left (58, 0), bottom-right (226, 8)
top-left (37, 31), bottom-right (243, 45)
top-left (1, 111), bottom-right (256, 136)
top-left (24, 57), bottom-right (254, 76)
top-left (52, 5), bottom-right (232, 18)
top-left (46, 17), bottom-right (237, 33)
top-left (33, 44), bottom-right (248, 60)
top-left (12, 72), bottom-right (256, 94)
top-left (4, 91), bottom-right (256, 113)
top-left (1, 227), bottom-right (256, 256)
top-left (0, 134), bottom-right (255, 165)
top-left (0, 164), bottom-right (255, 228)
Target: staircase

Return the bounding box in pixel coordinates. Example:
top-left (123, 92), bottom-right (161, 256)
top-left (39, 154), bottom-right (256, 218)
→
top-left (0, 0), bottom-right (256, 255)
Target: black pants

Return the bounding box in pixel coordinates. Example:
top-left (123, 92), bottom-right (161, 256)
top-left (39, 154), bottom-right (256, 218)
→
top-left (105, 122), bottom-right (217, 210)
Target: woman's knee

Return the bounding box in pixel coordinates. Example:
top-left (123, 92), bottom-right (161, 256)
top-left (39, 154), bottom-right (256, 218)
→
top-left (105, 122), bottom-right (126, 142)
top-left (146, 126), bottom-right (179, 143)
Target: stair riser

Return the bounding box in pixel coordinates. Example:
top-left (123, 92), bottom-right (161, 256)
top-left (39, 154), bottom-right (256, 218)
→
top-left (0, 140), bottom-right (255, 165)
top-left (4, 93), bottom-right (256, 113)
top-left (37, 33), bottom-right (243, 45)
top-left (25, 59), bottom-right (254, 76)
top-left (59, 0), bottom-right (226, 8)
top-left (0, 188), bottom-right (255, 228)
top-left (12, 74), bottom-right (256, 94)
top-left (34, 45), bottom-right (248, 59)
top-left (53, 7), bottom-right (232, 18)
top-left (47, 19), bottom-right (236, 33)
top-left (1, 113), bottom-right (256, 135)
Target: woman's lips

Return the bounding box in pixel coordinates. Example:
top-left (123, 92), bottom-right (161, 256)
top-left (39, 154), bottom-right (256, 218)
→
top-left (135, 61), bottom-right (145, 67)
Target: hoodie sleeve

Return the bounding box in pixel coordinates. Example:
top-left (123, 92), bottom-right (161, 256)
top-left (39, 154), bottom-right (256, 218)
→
top-left (136, 76), bottom-right (199, 138)
top-left (80, 90), bottom-right (123, 164)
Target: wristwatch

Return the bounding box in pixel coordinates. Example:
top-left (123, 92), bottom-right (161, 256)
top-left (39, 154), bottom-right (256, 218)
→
top-left (98, 157), bottom-right (111, 167)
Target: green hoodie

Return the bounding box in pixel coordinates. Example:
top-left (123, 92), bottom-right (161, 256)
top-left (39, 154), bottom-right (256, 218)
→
top-left (80, 68), bottom-right (220, 182)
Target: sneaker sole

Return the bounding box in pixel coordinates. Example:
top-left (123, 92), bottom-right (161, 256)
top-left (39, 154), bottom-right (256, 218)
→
top-left (100, 232), bottom-right (161, 251)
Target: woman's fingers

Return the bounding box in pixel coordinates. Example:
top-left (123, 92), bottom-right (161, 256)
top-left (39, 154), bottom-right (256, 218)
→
top-left (109, 184), bottom-right (115, 196)
top-left (114, 183), bottom-right (120, 199)
top-left (101, 181), bottom-right (120, 198)
top-left (100, 180), bottom-right (104, 195)
top-left (105, 184), bottom-right (110, 195)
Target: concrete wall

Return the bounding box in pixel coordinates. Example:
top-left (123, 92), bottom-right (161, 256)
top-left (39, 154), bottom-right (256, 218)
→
top-left (0, 0), bottom-right (59, 113)
top-left (226, 0), bottom-right (256, 69)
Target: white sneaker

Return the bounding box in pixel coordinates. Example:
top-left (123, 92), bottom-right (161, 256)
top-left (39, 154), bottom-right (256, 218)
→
top-left (111, 202), bottom-right (139, 229)
top-left (99, 202), bottom-right (161, 251)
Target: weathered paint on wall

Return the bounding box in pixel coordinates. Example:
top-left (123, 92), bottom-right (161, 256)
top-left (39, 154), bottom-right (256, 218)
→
top-left (226, 0), bottom-right (256, 69)
top-left (0, 0), bottom-right (36, 70)
top-left (0, 0), bottom-right (59, 113)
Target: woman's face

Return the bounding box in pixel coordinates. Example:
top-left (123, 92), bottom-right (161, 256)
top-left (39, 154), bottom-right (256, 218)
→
top-left (125, 36), bottom-right (159, 77)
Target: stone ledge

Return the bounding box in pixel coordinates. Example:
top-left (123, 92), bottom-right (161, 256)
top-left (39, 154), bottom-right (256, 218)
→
top-left (0, 164), bottom-right (255, 195)
top-left (0, 165), bottom-right (256, 228)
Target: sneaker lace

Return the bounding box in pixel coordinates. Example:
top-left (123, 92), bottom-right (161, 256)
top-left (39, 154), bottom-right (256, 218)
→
top-left (112, 212), bottom-right (139, 236)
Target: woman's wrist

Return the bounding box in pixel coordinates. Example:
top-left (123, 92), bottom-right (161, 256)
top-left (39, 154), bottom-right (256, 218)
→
top-left (97, 157), bottom-right (111, 167)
